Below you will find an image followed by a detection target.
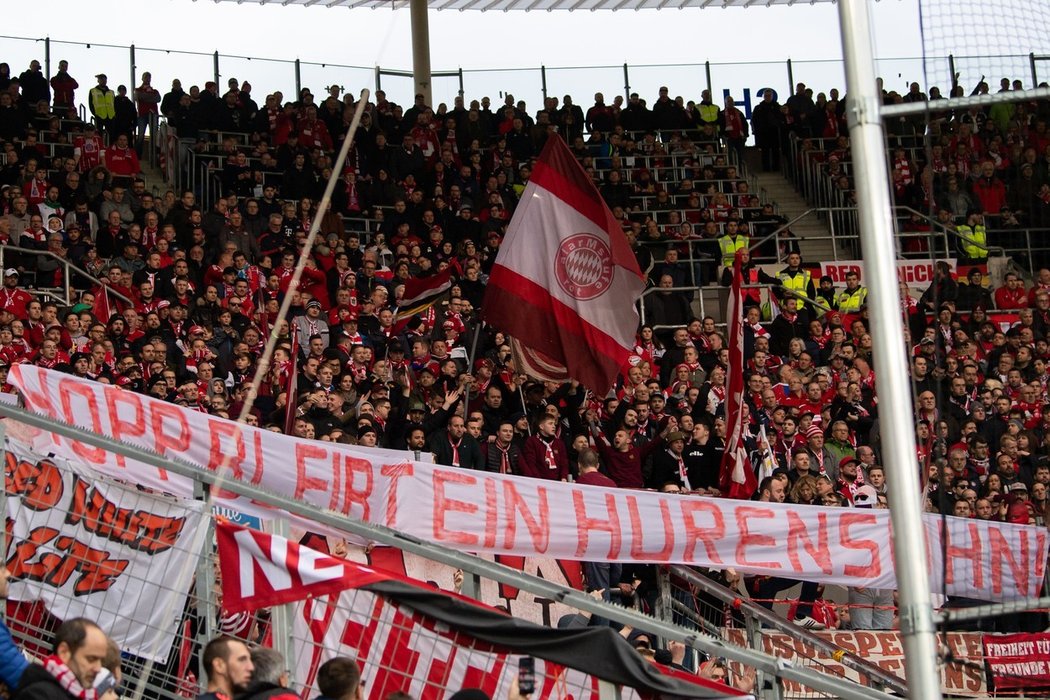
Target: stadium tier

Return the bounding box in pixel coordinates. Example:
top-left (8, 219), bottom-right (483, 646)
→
top-left (2, 49), bottom-right (1050, 700)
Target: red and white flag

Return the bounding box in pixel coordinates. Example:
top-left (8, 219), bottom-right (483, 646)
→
top-left (482, 136), bottom-right (644, 395)
top-left (216, 521), bottom-right (393, 613)
top-left (719, 250), bottom-right (758, 500)
top-left (391, 261), bottom-right (460, 335)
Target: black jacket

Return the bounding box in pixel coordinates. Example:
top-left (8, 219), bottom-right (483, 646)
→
top-left (15, 665), bottom-right (77, 700)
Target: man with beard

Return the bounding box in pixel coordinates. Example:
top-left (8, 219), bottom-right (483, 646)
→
top-left (14, 618), bottom-right (108, 700)
top-left (197, 637), bottom-right (255, 700)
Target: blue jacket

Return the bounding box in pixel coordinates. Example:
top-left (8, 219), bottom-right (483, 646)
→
top-left (0, 618), bottom-right (28, 689)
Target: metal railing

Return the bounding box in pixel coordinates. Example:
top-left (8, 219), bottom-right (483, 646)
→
top-left (0, 245), bottom-right (133, 308)
top-left (0, 401), bottom-right (896, 700)
top-left (663, 566), bottom-right (909, 697)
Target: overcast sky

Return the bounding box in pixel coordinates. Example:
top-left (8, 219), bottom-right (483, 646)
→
top-left (0, 0), bottom-right (1037, 110)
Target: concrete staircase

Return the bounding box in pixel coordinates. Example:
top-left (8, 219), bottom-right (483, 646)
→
top-left (744, 150), bottom-right (839, 264)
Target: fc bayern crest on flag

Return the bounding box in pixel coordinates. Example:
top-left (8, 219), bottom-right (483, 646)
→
top-left (555, 233), bottom-right (615, 300)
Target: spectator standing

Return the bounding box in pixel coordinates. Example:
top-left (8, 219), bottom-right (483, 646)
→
top-left (575, 448), bottom-right (622, 597)
top-left (750, 89), bottom-right (784, 171)
top-left (18, 60), bottom-right (49, 107)
top-left (111, 86), bottom-right (137, 140)
top-left (89, 74), bottom-right (115, 137)
top-left (50, 60), bottom-right (79, 116)
top-left (520, 414), bottom-right (569, 481)
top-left (722, 96), bottom-right (748, 164)
top-left (134, 72), bottom-right (161, 156)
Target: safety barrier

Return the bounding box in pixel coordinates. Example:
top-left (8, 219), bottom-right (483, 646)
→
top-left (0, 244), bottom-right (134, 308)
top-left (0, 396), bottom-right (912, 700)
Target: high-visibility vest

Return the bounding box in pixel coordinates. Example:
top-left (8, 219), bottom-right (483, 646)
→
top-left (837, 286), bottom-right (868, 313)
top-left (778, 268), bottom-right (812, 300)
top-left (957, 224), bottom-right (988, 259)
top-left (697, 103), bottom-right (720, 127)
top-left (719, 234), bottom-right (749, 267)
top-left (89, 86), bottom-right (115, 120)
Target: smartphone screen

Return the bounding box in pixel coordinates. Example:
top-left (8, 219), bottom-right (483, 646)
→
top-left (518, 656), bottom-right (535, 695)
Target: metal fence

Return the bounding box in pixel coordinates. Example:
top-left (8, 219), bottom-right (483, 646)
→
top-left (0, 400), bottom-right (910, 700)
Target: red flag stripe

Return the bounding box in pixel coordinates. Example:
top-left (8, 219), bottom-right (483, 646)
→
top-left (486, 266), bottom-right (627, 394)
top-left (399, 265), bottom-right (456, 308)
top-left (482, 136), bottom-right (644, 396)
top-left (530, 143), bottom-right (644, 277)
top-left (719, 250), bottom-right (757, 499)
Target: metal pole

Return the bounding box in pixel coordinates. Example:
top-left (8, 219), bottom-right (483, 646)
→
top-left (1031, 52), bottom-right (1039, 88)
top-left (457, 68), bottom-right (464, 98)
top-left (409, 0), bottom-right (433, 105)
top-left (882, 84), bottom-right (1050, 118)
top-left (623, 63), bottom-right (630, 101)
top-left (269, 520), bottom-right (294, 665)
top-left (295, 59), bottom-right (302, 99)
top-left (374, 65), bottom-right (382, 95)
top-left (44, 37), bottom-right (51, 87)
top-left (837, 2), bottom-right (942, 699)
top-left (786, 58), bottom-right (794, 96)
top-left (704, 61), bottom-right (712, 97)
top-left (194, 481), bottom-right (215, 691)
top-left (130, 45), bottom-right (136, 105)
top-left (213, 51), bottom-right (220, 89)
top-left (947, 54), bottom-right (956, 91)
top-left (541, 64), bottom-right (547, 101)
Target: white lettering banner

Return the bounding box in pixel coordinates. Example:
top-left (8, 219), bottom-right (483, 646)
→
top-left (4, 437), bottom-right (204, 662)
top-left (9, 366), bottom-right (1046, 601)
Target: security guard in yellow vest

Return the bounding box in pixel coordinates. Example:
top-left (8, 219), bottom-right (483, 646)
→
top-left (718, 220), bottom-right (749, 268)
top-left (836, 270), bottom-right (868, 313)
top-left (89, 73), bottom-right (116, 136)
top-left (778, 251), bottom-right (815, 303)
top-left (695, 90), bottom-right (721, 131)
top-left (957, 213), bottom-right (989, 262)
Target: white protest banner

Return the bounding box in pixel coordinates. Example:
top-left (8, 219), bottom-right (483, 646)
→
top-left (10, 366), bottom-right (1047, 601)
top-left (4, 437), bottom-right (204, 662)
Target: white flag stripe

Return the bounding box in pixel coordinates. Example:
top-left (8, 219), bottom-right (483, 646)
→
top-left (495, 180), bottom-right (642, 349)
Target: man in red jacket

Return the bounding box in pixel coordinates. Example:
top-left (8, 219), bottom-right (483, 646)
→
top-left (105, 133), bottom-right (141, 186)
top-left (520, 414), bottom-right (569, 481)
top-left (972, 160), bottom-right (1007, 214)
top-left (50, 60), bottom-right (79, 116)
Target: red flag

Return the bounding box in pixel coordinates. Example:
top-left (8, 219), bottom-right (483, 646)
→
top-left (283, 326), bottom-right (299, 435)
top-left (390, 261), bottom-right (459, 336)
top-left (482, 136), bottom-right (644, 395)
top-left (92, 284), bottom-right (113, 322)
top-left (719, 250), bottom-right (758, 500)
top-left (215, 521), bottom-right (394, 613)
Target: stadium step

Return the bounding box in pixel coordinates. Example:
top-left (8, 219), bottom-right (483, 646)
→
top-left (751, 167), bottom-right (840, 265)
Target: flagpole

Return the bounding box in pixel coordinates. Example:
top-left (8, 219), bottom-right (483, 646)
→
top-left (462, 320), bottom-right (483, 411)
top-left (283, 325), bottom-right (299, 436)
top-left (519, 386), bottom-right (531, 436)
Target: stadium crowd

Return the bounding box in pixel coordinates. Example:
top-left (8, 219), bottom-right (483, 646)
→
top-left (1, 55), bottom-right (1050, 637)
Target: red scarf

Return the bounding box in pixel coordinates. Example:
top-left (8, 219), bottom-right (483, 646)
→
top-left (43, 655), bottom-right (98, 700)
top-left (448, 434), bottom-right (462, 466)
top-left (493, 439), bottom-right (512, 474)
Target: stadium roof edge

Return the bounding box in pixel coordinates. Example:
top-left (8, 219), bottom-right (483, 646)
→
top-left (210, 0), bottom-right (842, 11)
